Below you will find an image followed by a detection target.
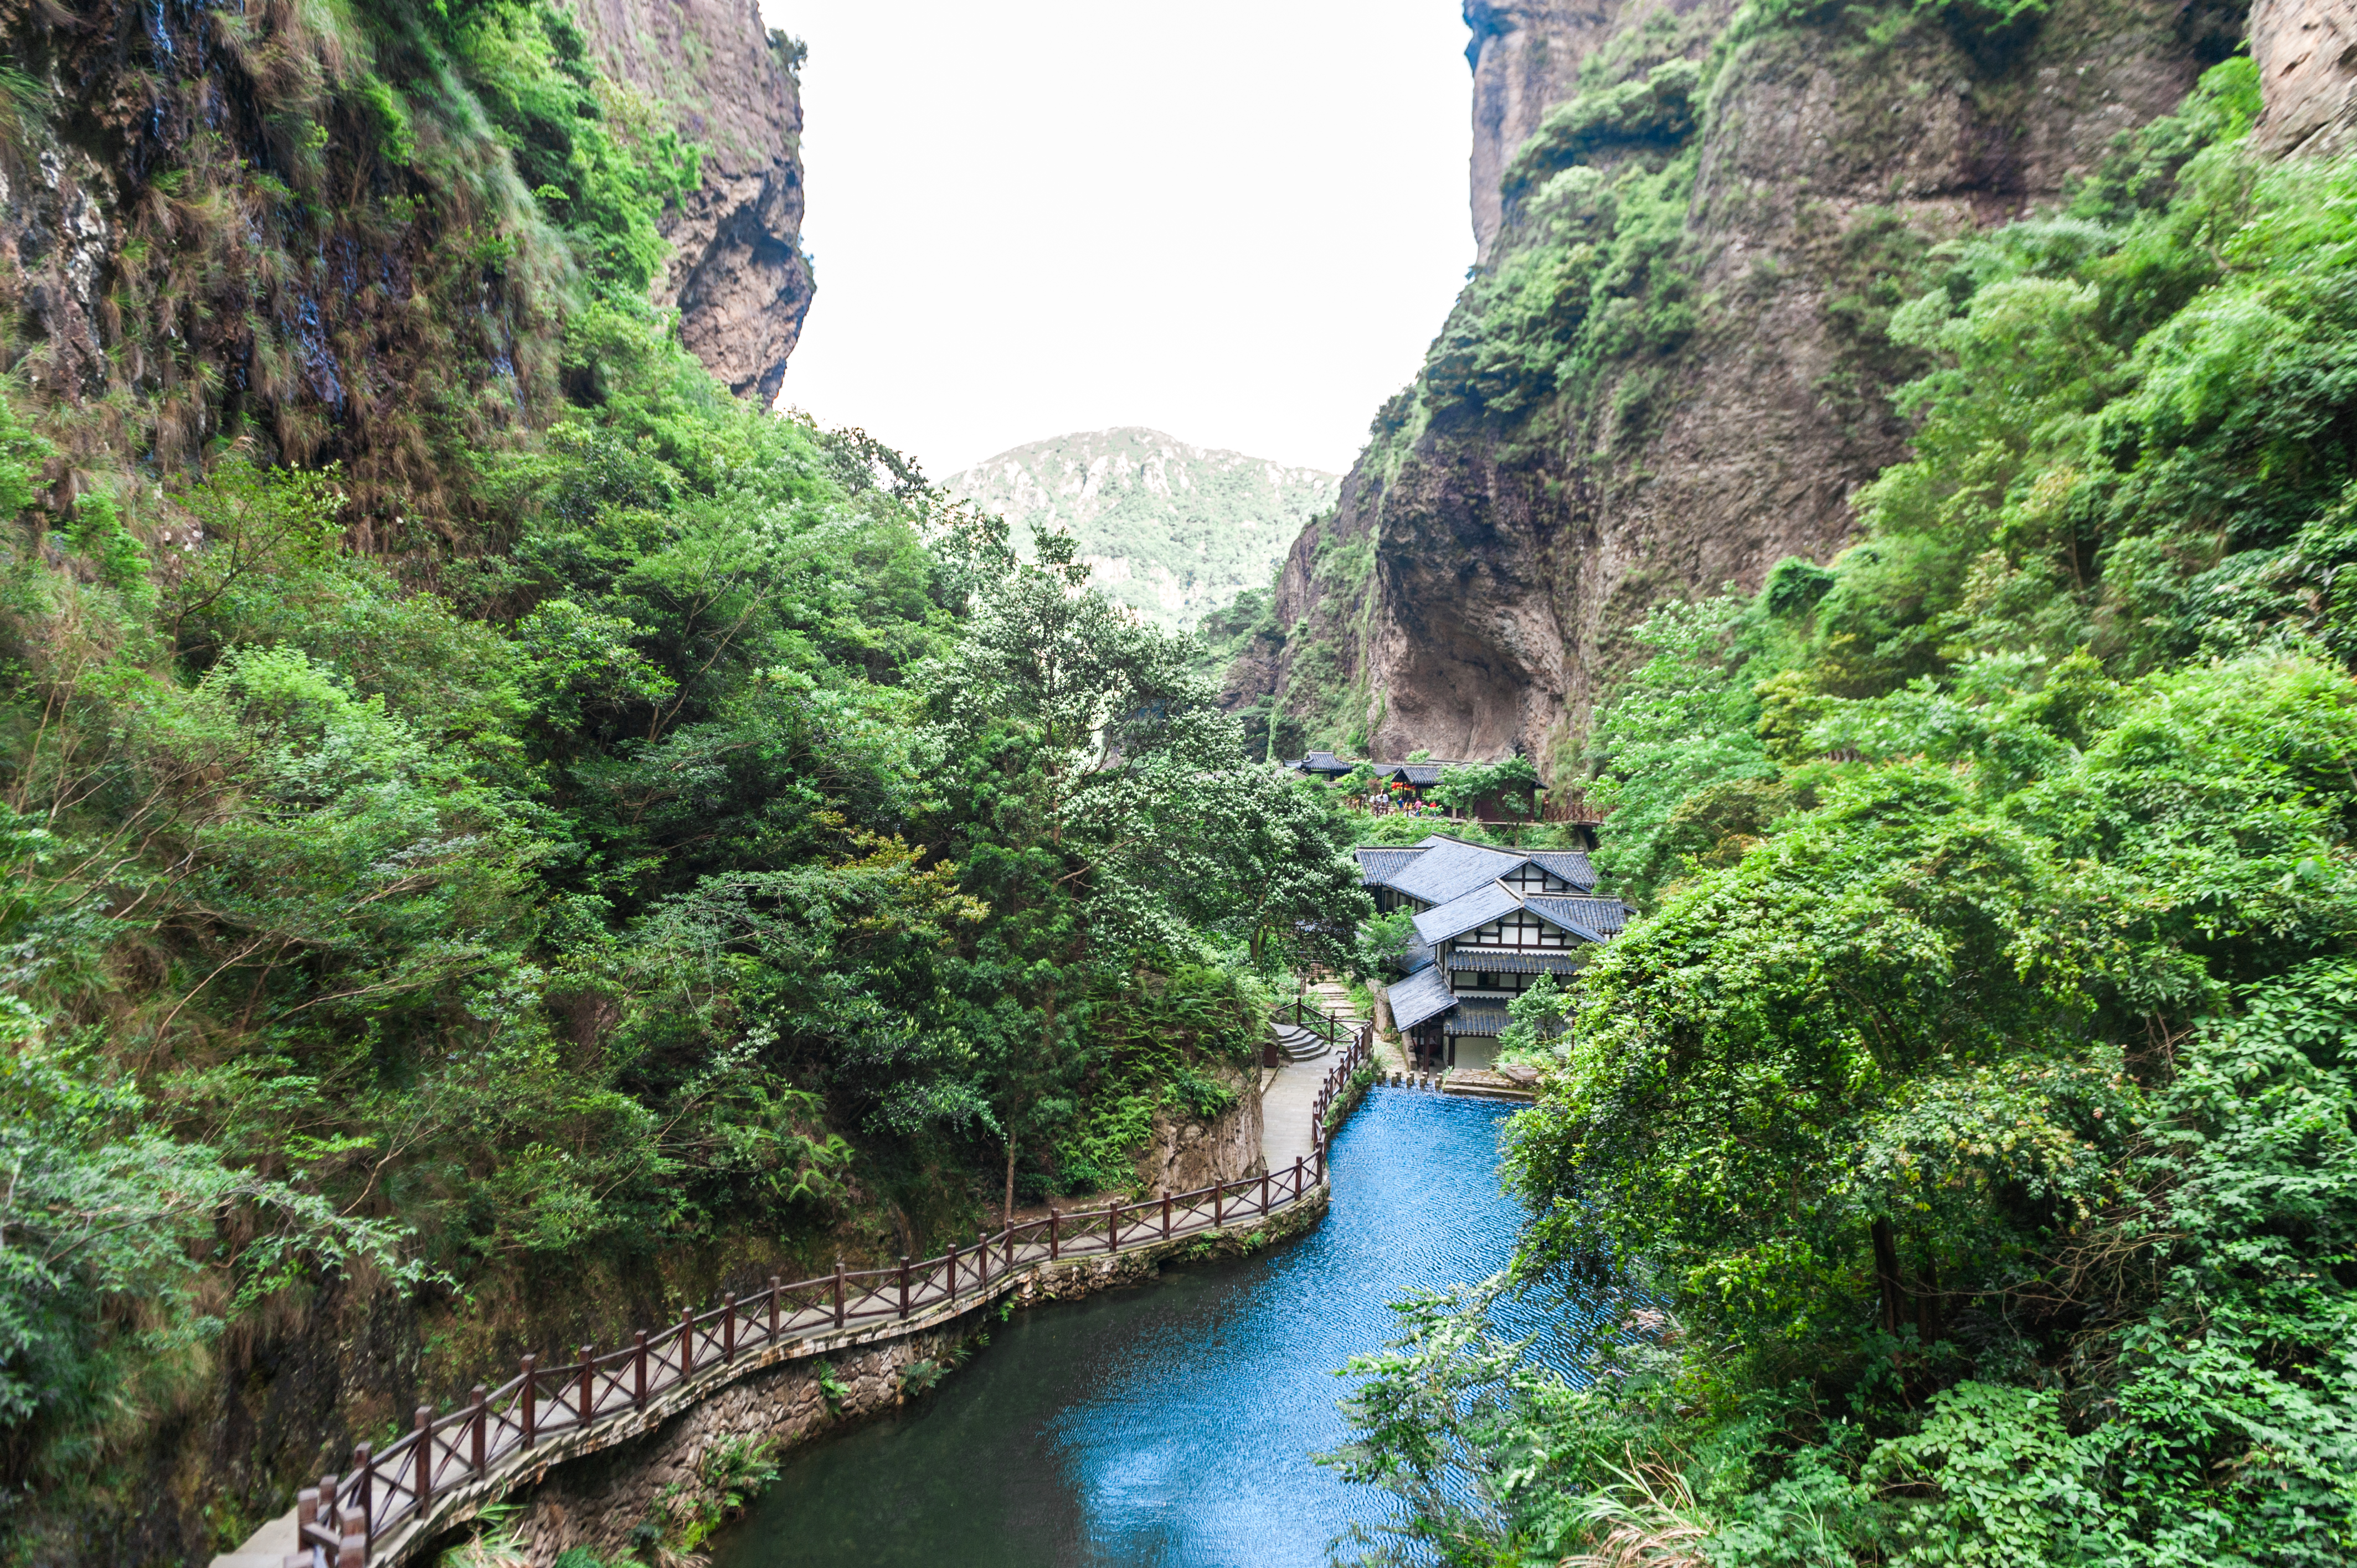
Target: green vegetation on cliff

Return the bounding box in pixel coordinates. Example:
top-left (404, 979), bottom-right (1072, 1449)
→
top-left (0, 4), bottom-right (1370, 1560)
top-left (1330, 54), bottom-right (2357, 1567)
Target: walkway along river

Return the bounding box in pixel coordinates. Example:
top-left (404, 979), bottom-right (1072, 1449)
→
top-left (710, 1086), bottom-right (1579, 1568)
top-left (235, 1035), bottom-right (1377, 1568)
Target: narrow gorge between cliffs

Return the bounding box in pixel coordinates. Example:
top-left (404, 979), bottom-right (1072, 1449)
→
top-left (11, 0), bottom-right (2357, 1559)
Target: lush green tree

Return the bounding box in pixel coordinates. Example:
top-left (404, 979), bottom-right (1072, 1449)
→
top-left (1332, 58), bottom-right (2357, 1567)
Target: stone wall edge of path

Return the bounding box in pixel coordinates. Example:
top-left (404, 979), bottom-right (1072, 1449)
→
top-left (385, 1190), bottom-right (1334, 1568)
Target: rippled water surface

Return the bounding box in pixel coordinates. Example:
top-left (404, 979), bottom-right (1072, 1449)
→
top-left (712, 1087), bottom-right (1565, 1568)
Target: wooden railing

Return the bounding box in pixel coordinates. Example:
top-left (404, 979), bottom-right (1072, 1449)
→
top-left (1279, 991), bottom-right (1356, 1051)
top-left (285, 1032), bottom-right (1377, 1568)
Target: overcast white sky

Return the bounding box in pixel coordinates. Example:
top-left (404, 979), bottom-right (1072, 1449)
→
top-left (753, 1), bottom-right (1476, 478)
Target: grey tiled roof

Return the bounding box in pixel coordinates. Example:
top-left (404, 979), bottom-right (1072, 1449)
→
top-left (1444, 950), bottom-right (1584, 974)
top-left (1354, 847), bottom-right (1425, 888)
top-left (1388, 966), bottom-right (1460, 1031)
top-left (1445, 1002), bottom-right (1513, 1036)
top-left (1387, 838), bottom-right (1525, 906)
top-left (1525, 850), bottom-right (1599, 890)
top-left (1385, 761), bottom-right (1479, 786)
top-left (1525, 896), bottom-right (1634, 941)
top-left (1399, 936), bottom-right (1436, 975)
top-left (1413, 883), bottom-right (1521, 945)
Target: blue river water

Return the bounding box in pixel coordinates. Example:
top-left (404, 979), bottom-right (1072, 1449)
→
top-left (711, 1087), bottom-right (1568, 1568)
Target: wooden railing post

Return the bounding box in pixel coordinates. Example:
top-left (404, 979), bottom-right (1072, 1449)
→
top-left (298, 1485), bottom-right (318, 1535)
top-left (265, 1088), bottom-right (1393, 1537)
top-left (412, 1407), bottom-right (433, 1500)
top-left (312, 1473), bottom-right (339, 1561)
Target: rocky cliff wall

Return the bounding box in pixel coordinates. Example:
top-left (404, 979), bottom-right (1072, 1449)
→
top-left (1467, 1), bottom-right (1612, 260)
top-left (1134, 1059), bottom-right (1264, 1193)
top-left (0, 0), bottom-right (807, 549)
top-left (1232, 0), bottom-right (2238, 771)
top-left (2252, 0), bottom-right (2357, 153)
top-left (570, 0), bottom-right (815, 400)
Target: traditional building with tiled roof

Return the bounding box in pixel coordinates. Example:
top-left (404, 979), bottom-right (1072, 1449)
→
top-left (1282, 750), bottom-right (1357, 779)
top-left (1355, 834), bottom-right (1634, 1070)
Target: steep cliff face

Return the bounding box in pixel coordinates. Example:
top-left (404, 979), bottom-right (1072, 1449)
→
top-left (0, 0), bottom-right (808, 546)
top-left (0, 5), bottom-right (817, 1559)
top-left (2251, 0), bottom-right (2357, 153)
top-left (1467, 1), bottom-right (1608, 261)
top-left (1233, 0), bottom-right (2237, 770)
top-left (573, 0), bottom-right (815, 400)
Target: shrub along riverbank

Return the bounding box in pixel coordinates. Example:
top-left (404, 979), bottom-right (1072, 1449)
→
top-left (1327, 54), bottom-right (2357, 1567)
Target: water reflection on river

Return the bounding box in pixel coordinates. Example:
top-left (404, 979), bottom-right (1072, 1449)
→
top-left (712, 1087), bottom-right (1572, 1568)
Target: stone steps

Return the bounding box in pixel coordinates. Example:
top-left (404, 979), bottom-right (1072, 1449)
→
top-left (1271, 1022), bottom-right (1330, 1062)
top-left (1306, 979), bottom-right (1362, 1021)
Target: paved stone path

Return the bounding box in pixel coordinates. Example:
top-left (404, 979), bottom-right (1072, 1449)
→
top-left (1259, 978), bottom-right (1378, 1174)
top-left (1260, 1054), bottom-right (1325, 1174)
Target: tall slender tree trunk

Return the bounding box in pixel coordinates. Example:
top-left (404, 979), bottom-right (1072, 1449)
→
top-left (1871, 1218), bottom-right (1905, 1335)
top-left (1003, 1134), bottom-right (1017, 1228)
top-left (1916, 1257), bottom-right (1944, 1344)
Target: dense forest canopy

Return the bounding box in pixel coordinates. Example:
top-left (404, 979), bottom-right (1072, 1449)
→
top-left (0, 1), bottom-right (1371, 1556)
top-left (1329, 48), bottom-right (2357, 1568)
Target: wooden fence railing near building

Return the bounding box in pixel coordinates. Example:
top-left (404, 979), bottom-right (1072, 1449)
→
top-left (284, 1024), bottom-right (1377, 1568)
top-left (1283, 991), bottom-right (1357, 1051)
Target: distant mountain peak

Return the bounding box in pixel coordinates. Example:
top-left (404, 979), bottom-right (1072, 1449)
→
top-left (944, 430), bottom-right (1340, 630)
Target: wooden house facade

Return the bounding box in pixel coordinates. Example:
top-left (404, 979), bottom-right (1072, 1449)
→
top-left (1355, 834), bottom-right (1633, 1070)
